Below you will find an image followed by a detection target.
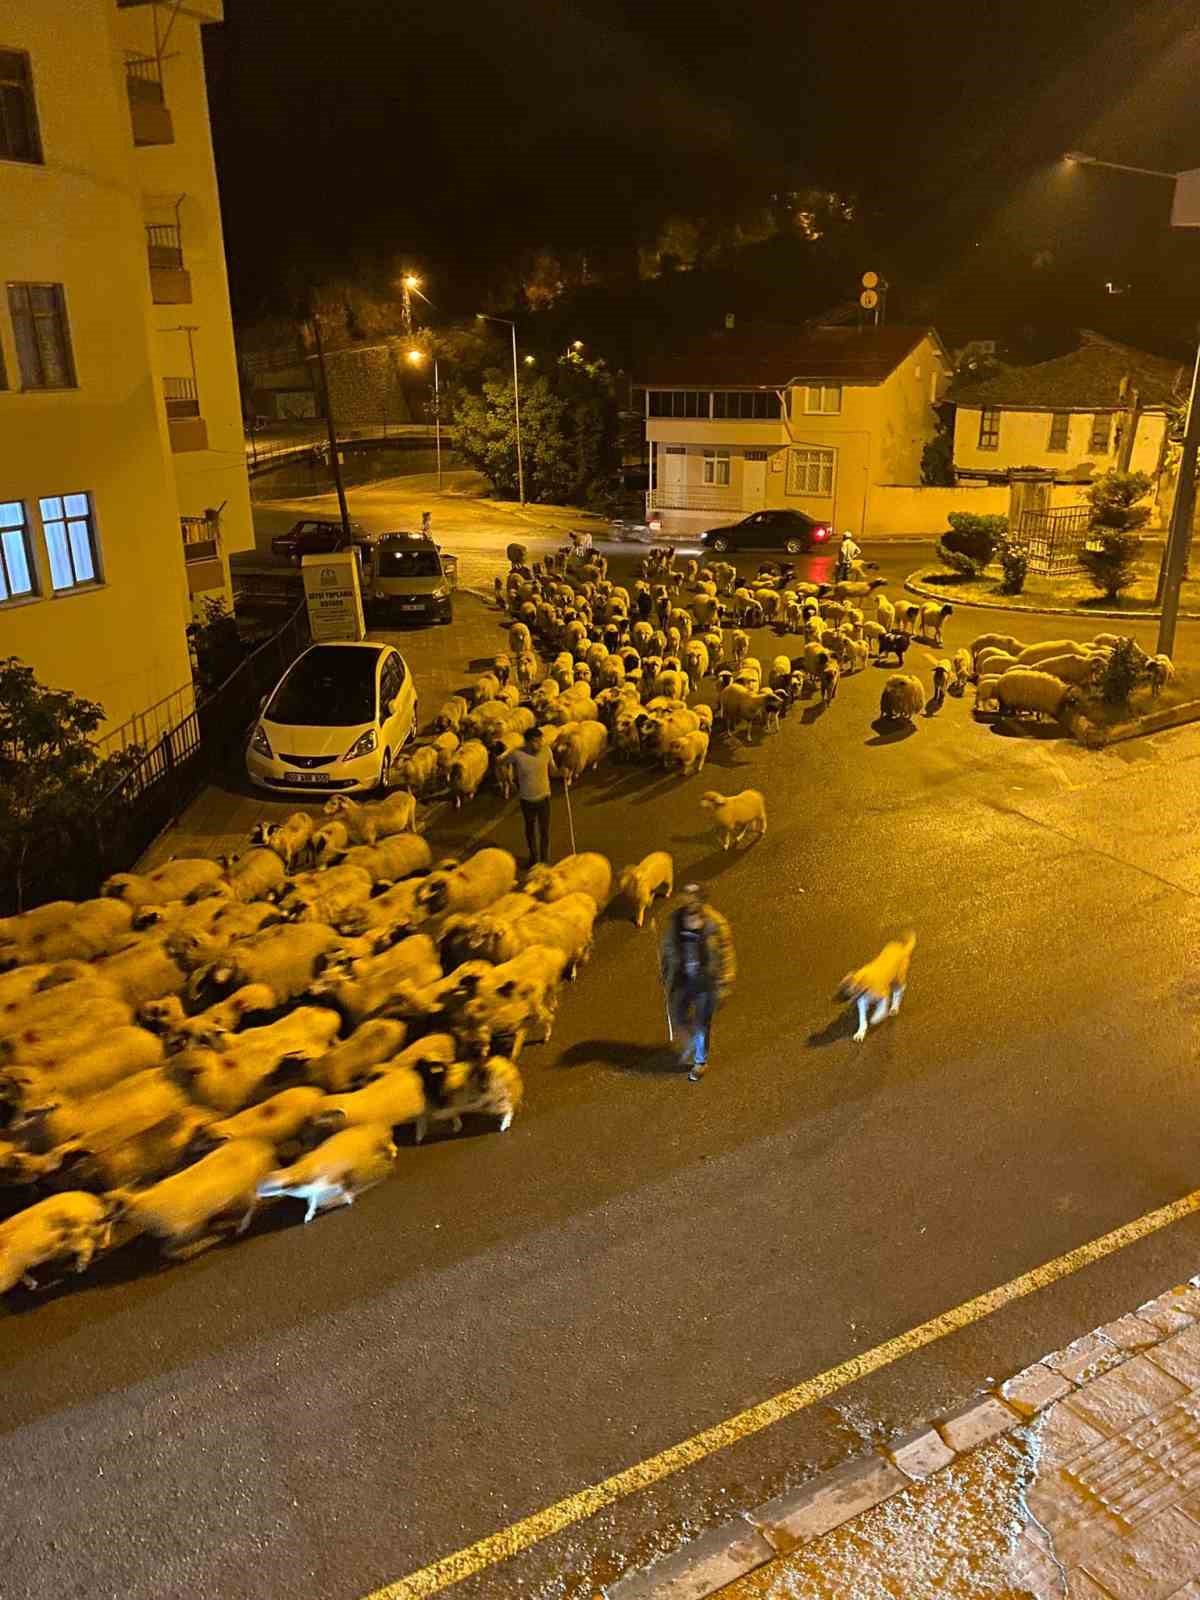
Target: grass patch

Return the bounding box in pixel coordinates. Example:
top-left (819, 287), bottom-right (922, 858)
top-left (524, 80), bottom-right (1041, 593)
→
top-left (913, 544), bottom-right (1200, 614)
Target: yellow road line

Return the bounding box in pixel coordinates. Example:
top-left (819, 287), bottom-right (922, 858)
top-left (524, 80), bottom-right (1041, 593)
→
top-left (366, 1184), bottom-right (1200, 1600)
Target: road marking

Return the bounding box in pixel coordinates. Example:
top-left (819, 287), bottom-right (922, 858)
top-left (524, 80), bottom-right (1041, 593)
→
top-left (364, 1183), bottom-right (1200, 1599)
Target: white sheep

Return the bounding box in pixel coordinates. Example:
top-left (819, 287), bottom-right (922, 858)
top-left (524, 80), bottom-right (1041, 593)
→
top-left (203, 1086), bottom-right (327, 1151)
top-left (617, 851), bottom-right (674, 928)
top-left (111, 1138), bottom-right (274, 1257)
top-left (308, 1018), bottom-right (408, 1093)
top-left (994, 669), bottom-right (1078, 722)
top-left (472, 892), bottom-right (598, 968)
top-left (821, 660), bottom-right (840, 705)
top-left (951, 648), bottom-right (973, 693)
top-left (448, 739), bottom-right (490, 807)
top-left (665, 730), bottom-right (709, 776)
top-left (257, 1124), bottom-right (398, 1222)
top-left (224, 847), bottom-right (289, 900)
top-left (140, 982), bottom-right (279, 1051)
top-left (174, 1007), bottom-right (342, 1113)
top-left (251, 813), bottom-right (314, 871)
top-left (339, 835), bottom-right (432, 886)
top-left (276, 864), bottom-right (374, 925)
top-left (1, 995), bottom-right (134, 1069)
top-left (434, 694), bottom-right (469, 734)
top-left (970, 631), bottom-right (1025, 666)
top-left (309, 933), bottom-right (441, 1027)
top-left (309, 822), bottom-right (351, 865)
top-left (322, 790), bottom-right (418, 846)
top-left (526, 852), bottom-right (612, 908)
top-left (919, 601), bottom-right (953, 644)
top-left (0, 1025), bottom-right (164, 1111)
top-left (191, 921), bottom-right (343, 1007)
top-left (552, 720), bottom-right (608, 786)
top-left (0, 1192), bottom-right (114, 1294)
top-left (879, 673), bottom-right (925, 722)
top-left (34, 1066), bottom-right (188, 1156)
top-left (1147, 654), bottom-right (1175, 696)
top-left (1015, 639), bottom-right (1088, 668)
top-left (93, 933), bottom-right (187, 1008)
top-left (416, 848), bottom-right (518, 916)
top-left (699, 789), bottom-right (767, 850)
top-left (102, 858), bottom-right (227, 912)
top-left (394, 746), bottom-right (439, 797)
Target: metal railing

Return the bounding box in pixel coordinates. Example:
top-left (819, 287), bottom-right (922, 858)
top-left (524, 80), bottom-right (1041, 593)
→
top-left (181, 515), bottom-right (220, 563)
top-left (1013, 506), bottom-right (1095, 577)
top-left (164, 375), bottom-right (200, 418)
top-left (124, 54), bottom-right (165, 103)
top-left (647, 484), bottom-right (743, 512)
top-left (147, 223), bottom-right (184, 270)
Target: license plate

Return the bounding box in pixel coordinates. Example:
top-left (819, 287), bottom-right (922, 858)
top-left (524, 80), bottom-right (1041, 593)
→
top-left (400, 601), bottom-right (423, 610)
top-left (287, 772), bottom-right (328, 783)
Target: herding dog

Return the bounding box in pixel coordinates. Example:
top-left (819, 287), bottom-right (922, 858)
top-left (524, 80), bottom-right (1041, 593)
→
top-left (835, 933), bottom-right (916, 1042)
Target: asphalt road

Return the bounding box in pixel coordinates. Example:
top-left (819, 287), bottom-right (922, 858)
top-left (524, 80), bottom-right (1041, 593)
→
top-left (6, 509), bottom-right (1200, 1600)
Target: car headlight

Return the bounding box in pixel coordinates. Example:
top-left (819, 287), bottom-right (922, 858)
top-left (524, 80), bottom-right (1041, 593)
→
top-left (343, 728), bottom-right (379, 763)
top-left (250, 723), bottom-right (272, 759)
top-left (430, 585), bottom-right (449, 600)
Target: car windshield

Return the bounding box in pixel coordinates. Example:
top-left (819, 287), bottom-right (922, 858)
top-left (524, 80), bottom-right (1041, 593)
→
top-left (377, 547), bottom-right (441, 578)
top-left (265, 648), bottom-right (379, 727)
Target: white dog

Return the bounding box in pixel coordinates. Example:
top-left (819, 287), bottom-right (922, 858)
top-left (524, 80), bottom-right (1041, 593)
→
top-left (835, 933), bottom-right (916, 1042)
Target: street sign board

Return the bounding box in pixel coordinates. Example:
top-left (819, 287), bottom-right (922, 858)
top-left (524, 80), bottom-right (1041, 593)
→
top-left (301, 551), bottom-right (365, 642)
top-left (860, 289), bottom-right (879, 309)
top-left (861, 270), bottom-right (879, 288)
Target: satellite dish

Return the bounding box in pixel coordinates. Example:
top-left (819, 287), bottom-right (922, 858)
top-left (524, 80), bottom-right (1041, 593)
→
top-left (860, 289), bottom-right (879, 309)
top-left (861, 271), bottom-right (880, 289)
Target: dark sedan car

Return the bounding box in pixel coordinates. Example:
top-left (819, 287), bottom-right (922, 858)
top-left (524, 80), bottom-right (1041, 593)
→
top-left (700, 509), bottom-right (831, 554)
top-left (270, 518), bottom-right (370, 561)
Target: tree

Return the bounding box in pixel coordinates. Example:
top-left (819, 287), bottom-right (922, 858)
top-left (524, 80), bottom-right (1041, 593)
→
top-left (1085, 469), bottom-right (1153, 533)
top-left (1079, 471), bottom-right (1152, 601)
top-left (920, 411), bottom-right (955, 486)
top-left (0, 659), bottom-right (136, 911)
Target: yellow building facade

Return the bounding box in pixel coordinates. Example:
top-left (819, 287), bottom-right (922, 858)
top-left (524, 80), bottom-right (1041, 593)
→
top-left (0, 0), bottom-right (252, 745)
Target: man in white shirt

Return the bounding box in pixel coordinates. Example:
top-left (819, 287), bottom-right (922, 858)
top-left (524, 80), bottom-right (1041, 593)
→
top-left (498, 726), bottom-right (553, 865)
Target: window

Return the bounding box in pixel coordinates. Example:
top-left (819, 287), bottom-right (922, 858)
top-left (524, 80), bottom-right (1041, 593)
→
top-left (804, 384), bottom-right (842, 415)
top-left (8, 283), bottom-right (75, 388)
top-left (1089, 413), bottom-right (1112, 455)
top-left (978, 407), bottom-right (1000, 450)
top-left (0, 50), bottom-right (41, 164)
top-left (0, 500), bottom-right (36, 602)
top-left (1047, 411), bottom-right (1070, 452)
top-left (712, 390), bottom-right (781, 419)
top-left (787, 446), bottom-right (835, 496)
top-left (647, 390), bottom-right (710, 418)
top-left (702, 449), bottom-right (731, 486)
top-left (39, 492), bottom-right (99, 591)
top-left (380, 654), bottom-right (405, 712)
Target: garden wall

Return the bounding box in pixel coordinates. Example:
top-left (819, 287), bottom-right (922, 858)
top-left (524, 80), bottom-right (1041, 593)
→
top-left (864, 482), bottom-right (1092, 538)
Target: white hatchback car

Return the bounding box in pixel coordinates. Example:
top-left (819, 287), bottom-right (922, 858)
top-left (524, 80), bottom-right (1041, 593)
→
top-left (246, 640), bottom-right (417, 795)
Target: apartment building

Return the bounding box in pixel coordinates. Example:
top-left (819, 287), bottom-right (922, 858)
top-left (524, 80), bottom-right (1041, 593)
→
top-left (0, 0), bottom-right (252, 743)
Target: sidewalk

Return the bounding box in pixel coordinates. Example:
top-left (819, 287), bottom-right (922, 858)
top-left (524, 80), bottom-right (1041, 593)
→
top-left (612, 1279), bottom-right (1200, 1600)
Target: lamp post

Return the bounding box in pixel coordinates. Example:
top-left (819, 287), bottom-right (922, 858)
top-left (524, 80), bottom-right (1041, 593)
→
top-left (476, 313), bottom-right (525, 505)
top-left (407, 348), bottom-right (442, 491)
top-left (1064, 151), bottom-right (1200, 657)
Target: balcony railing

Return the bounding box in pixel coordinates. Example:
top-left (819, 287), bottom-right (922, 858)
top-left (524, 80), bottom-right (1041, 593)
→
top-left (648, 484), bottom-right (743, 512)
top-left (147, 224), bottom-right (184, 270)
top-left (164, 376), bottom-right (200, 419)
top-left (124, 54), bottom-right (164, 103)
top-left (125, 53), bottom-right (173, 145)
top-left (181, 515), bottom-right (220, 564)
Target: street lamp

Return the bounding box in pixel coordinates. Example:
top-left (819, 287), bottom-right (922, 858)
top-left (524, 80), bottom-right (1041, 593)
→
top-left (1063, 150), bottom-right (1200, 658)
top-left (475, 312), bottom-right (526, 506)
top-left (407, 348), bottom-right (442, 492)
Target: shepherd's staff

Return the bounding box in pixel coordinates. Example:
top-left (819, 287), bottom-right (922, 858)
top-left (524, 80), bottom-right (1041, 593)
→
top-left (651, 911), bottom-right (673, 1043)
top-left (562, 774), bottom-right (577, 855)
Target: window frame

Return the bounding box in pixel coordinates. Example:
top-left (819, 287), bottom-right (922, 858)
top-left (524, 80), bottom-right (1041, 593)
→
top-left (38, 491), bottom-right (101, 593)
top-left (1047, 411), bottom-right (1071, 452)
top-left (978, 407), bottom-right (1000, 450)
top-left (701, 448), bottom-right (731, 487)
top-left (0, 48), bottom-right (42, 166)
top-left (1088, 413), bottom-right (1113, 455)
top-left (803, 384), bottom-right (843, 415)
top-left (786, 445), bottom-right (836, 497)
top-left (0, 498), bottom-right (37, 604)
top-left (7, 282), bottom-right (76, 390)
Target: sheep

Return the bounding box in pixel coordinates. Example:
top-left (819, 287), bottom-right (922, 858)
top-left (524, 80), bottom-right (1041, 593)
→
top-left (490, 729), bottom-right (525, 799)
top-left (596, 654), bottom-right (626, 691)
top-left (308, 934), bottom-right (441, 1028)
top-left (0, 903), bottom-right (135, 970)
top-left (189, 921), bottom-right (343, 1007)
top-left (526, 852), bottom-right (612, 908)
top-left (471, 892), bottom-right (598, 968)
top-left (308, 822), bottom-right (351, 865)
top-left (0, 1192), bottom-right (114, 1295)
top-left (1015, 639), bottom-right (1088, 668)
top-left (223, 847), bottom-right (289, 902)
top-left (994, 669), bottom-right (1078, 722)
top-left (844, 638), bottom-right (870, 674)
top-left (617, 852), bottom-right (674, 928)
top-left (393, 746), bottom-right (439, 798)
top-left (308, 1018), bottom-right (408, 1093)
top-left (1, 996), bottom-right (134, 1069)
top-left (429, 730), bottom-right (461, 778)
top-left (202, 1086), bottom-right (327, 1152)
top-left (515, 650), bottom-right (540, 691)
top-left (970, 632), bottom-right (1025, 665)
top-left (893, 602), bottom-right (921, 636)
top-left (665, 730), bottom-right (710, 776)
top-left (456, 954), bottom-right (566, 1054)
top-left (508, 620), bottom-right (532, 655)
top-left (110, 1138), bottom-right (275, 1258)
top-left (92, 933), bottom-right (188, 1009)
top-left (251, 813), bottom-right (315, 872)
top-left (154, 900), bottom-right (281, 960)
top-left (0, 1025), bottom-right (164, 1112)
top-left (734, 657), bottom-right (763, 690)
top-left (32, 1067), bottom-right (189, 1157)
top-left (1033, 652), bottom-right (1108, 688)
top-left (654, 667), bottom-right (689, 701)
top-left (820, 660), bottom-right (840, 705)
top-left (427, 1055), bottom-right (523, 1135)
top-left (492, 651), bottom-right (513, 688)
top-left (769, 655), bottom-right (792, 692)
top-left (474, 670), bottom-right (502, 705)
top-left (322, 790), bottom-right (419, 846)
top-left (543, 691), bottom-right (599, 726)
top-left (730, 629), bottom-right (750, 668)
top-left (311, 1064), bottom-right (428, 1138)
top-left (719, 685), bottom-right (781, 741)
top-left (434, 694), bottom-right (469, 735)
top-left (927, 659), bottom-right (950, 712)
top-left (699, 789), bottom-right (767, 850)
top-left (276, 863), bottom-right (374, 925)
top-left (417, 848), bottom-right (518, 917)
top-left (1147, 654), bottom-right (1175, 696)
top-left (102, 858), bottom-right (226, 911)
top-left (140, 983), bottom-right (280, 1052)
top-left (257, 1124), bottom-right (398, 1222)
top-left (975, 675), bottom-right (1001, 711)
top-left (879, 673), bottom-right (925, 722)
top-left (173, 1007), bottom-right (342, 1113)
top-left (448, 740), bottom-right (491, 807)
top-left (861, 620), bottom-right (886, 657)
top-left (876, 631), bottom-right (910, 667)
top-left (919, 602), bottom-right (953, 644)
top-left (800, 641), bottom-right (831, 686)
top-left (832, 578), bottom-right (886, 602)
top-left (0, 959), bottom-right (96, 1015)
top-left (50, 1105), bottom-right (215, 1193)
top-left (951, 648), bottom-right (973, 693)
top-left (975, 649), bottom-right (1020, 679)
top-left (552, 720), bottom-right (608, 786)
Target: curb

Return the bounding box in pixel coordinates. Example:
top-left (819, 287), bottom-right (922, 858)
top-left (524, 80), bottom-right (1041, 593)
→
top-left (605, 1277), bottom-right (1200, 1599)
top-left (1069, 697), bottom-right (1200, 747)
top-left (903, 570), bottom-right (1200, 624)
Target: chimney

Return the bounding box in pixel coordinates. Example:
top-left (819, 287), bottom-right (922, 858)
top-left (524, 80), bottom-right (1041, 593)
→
top-left (724, 312), bottom-right (735, 331)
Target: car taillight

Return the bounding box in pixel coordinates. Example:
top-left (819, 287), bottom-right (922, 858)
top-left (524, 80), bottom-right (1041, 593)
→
top-left (812, 527), bottom-right (829, 541)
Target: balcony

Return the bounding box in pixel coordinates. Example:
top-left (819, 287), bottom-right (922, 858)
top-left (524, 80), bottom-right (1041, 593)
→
top-left (164, 377), bottom-right (207, 452)
top-left (182, 514), bottom-right (224, 595)
top-left (125, 55), bottom-right (173, 146)
top-left (147, 225), bottom-right (191, 304)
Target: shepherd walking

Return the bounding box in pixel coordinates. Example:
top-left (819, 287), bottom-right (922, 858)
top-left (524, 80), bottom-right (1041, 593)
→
top-left (659, 884), bottom-right (736, 1081)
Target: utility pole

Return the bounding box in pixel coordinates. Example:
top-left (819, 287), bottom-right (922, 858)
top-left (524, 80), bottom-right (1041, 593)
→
top-left (510, 320), bottom-right (525, 507)
top-left (309, 306), bottom-right (352, 541)
top-left (1157, 340), bottom-right (1200, 657)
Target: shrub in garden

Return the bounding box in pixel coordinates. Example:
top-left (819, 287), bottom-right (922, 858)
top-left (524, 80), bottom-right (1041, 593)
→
top-left (935, 512), bottom-right (1008, 578)
top-left (998, 541), bottom-right (1028, 595)
top-left (1079, 530), bottom-right (1141, 601)
top-left (1097, 637), bottom-right (1143, 706)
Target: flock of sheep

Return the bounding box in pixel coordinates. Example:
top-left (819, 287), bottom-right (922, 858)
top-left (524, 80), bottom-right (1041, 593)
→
top-left (0, 802), bottom-right (674, 1298)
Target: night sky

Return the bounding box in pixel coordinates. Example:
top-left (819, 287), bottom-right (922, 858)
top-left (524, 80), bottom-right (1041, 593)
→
top-left (207, 0), bottom-right (1200, 343)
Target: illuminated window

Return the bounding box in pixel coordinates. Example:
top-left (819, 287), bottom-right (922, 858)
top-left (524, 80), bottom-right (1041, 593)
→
top-left (0, 50), bottom-right (41, 165)
top-left (1048, 412), bottom-right (1070, 451)
top-left (1089, 413), bottom-right (1112, 454)
top-left (978, 408), bottom-right (1000, 450)
top-left (702, 449), bottom-right (731, 486)
top-left (39, 492), bottom-right (100, 591)
top-left (804, 384), bottom-right (842, 414)
top-left (0, 499), bottom-right (36, 601)
top-left (787, 446), bottom-right (835, 496)
top-left (8, 283), bottom-right (75, 388)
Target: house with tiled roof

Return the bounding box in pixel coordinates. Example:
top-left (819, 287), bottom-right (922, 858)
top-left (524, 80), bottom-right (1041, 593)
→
top-left (642, 323), bottom-right (952, 538)
top-left (950, 332), bottom-right (1183, 491)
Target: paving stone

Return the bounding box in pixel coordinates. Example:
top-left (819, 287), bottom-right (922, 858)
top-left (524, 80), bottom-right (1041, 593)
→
top-left (1038, 1399), bottom-right (1111, 1471)
top-left (1166, 1581), bottom-right (1200, 1598)
top-left (1001, 1362), bottom-right (1074, 1418)
top-left (1102, 1314), bottom-right (1168, 1352)
top-left (1068, 1357), bottom-right (1189, 1438)
top-left (1141, 1294), bottom-right (1199, 1337)
top-left (1082, 1505), bottom-right (1200, 1600)
top-left (885, 1426), bottom-right (955, 1480)
top-left (936, 1395), bottom-right (1021, 1452)
top-left (1070, 1399), bottom-right (1200, 1528)
top-left (1150, 1327), bottom-right (1200, 1389)
top-left (1026, 1463), bottom-right (1128, 1570)
top-left (606, 1519), bottom-right (773, 1599)
top-left (1064, 1571), bottom-right (1124, 1600)
top-left (757, 1454), bottom-right (908, 1546)
top-left (1046, 1331), bottom-right (1126, 1385)
top-left (1009, 1525), bottom-right (1071, 1595)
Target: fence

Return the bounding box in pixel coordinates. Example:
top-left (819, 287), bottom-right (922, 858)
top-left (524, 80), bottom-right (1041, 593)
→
top-left (1014, 505), bottom-right (1094, 577)
top-left (123, 54), bottom-right (164, 103)
top-left (146, 223), bottom-right (183, 270)
top-left (3, 604), bottom-right (311, 915)
top-left (164, 376), bottom-right (199, 418)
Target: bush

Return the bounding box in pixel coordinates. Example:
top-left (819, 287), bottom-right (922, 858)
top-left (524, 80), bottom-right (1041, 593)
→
top-left (920, 422), bottom-right (954, 487)
top-left (936, 512), bottom-right (1008, 577)
top-left (1079, 529), bottom-right (1141, 600)
top-left (1098, 637), bottom-right (1143, 706)
top-left (1085, 469), bottom-right (1153, 532)
top-left (187, 599), bottom-right (246, 696)
top-left (998, 541), bottom-right (1028, 595)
